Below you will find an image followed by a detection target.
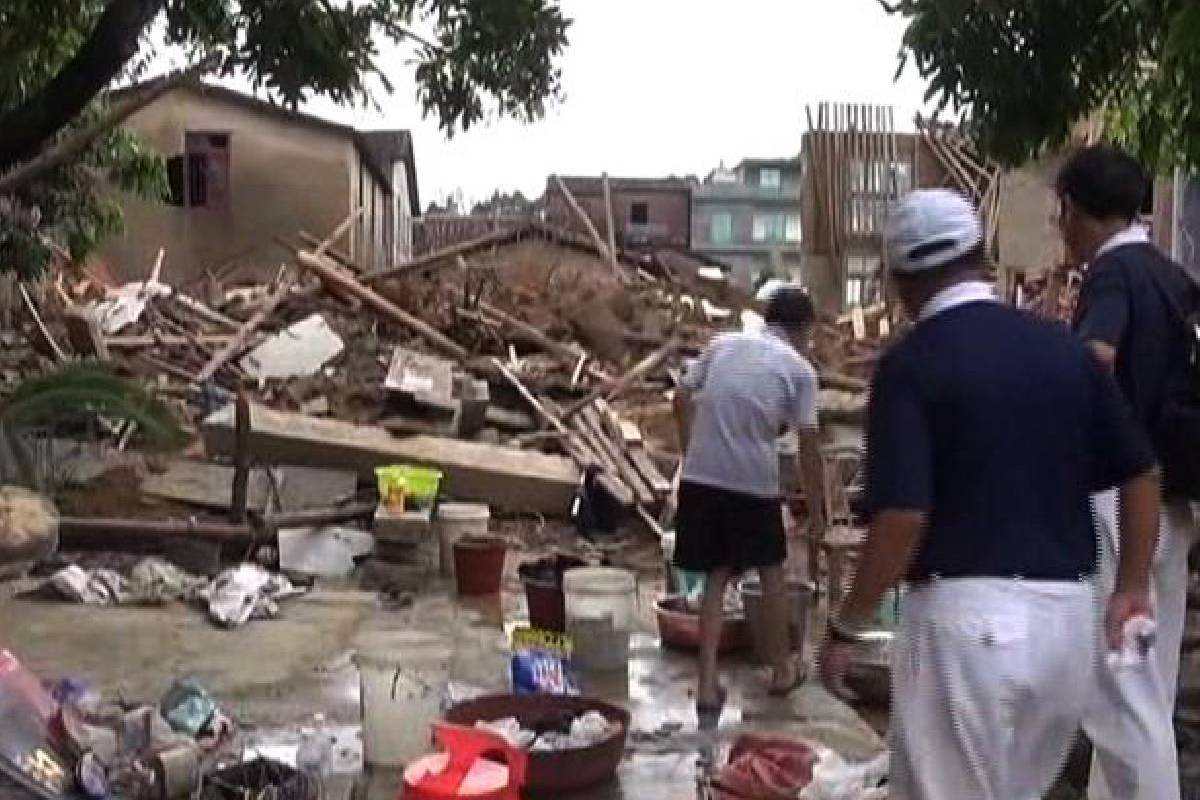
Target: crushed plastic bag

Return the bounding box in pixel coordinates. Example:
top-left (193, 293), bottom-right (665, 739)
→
top-left (474, 717), bottom-right (536, 750)
top-left (160, 679), bottom-right (217, 737)
top-left (510, 627), bottom-right (579, 696)
top-left (202, 564), bottom-right (302, 627)
top-left (568, 711), bottom-right (614, 746)
top-left (799, 748), bottom-right (888, 800)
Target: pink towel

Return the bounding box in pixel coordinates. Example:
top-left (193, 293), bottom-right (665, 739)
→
top-left (714, 734), bottom-right (818, 800)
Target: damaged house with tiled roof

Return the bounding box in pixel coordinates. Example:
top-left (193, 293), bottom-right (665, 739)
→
top-left (101, 81), bottom-right (419, 284)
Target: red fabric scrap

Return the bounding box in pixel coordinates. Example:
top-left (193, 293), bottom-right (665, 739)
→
top-left (714, 733), bottom-right (818, 800)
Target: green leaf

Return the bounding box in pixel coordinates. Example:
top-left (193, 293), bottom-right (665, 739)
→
top-left (2, 362), bottom-right (188, 450)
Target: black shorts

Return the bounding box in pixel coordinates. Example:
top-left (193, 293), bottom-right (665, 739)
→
top-left (673, 481), bottom-right (786, 572)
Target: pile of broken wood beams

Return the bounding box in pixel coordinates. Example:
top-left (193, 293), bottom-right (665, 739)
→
top-left (915, 115), bottom-right (1003, 256)
top-left (2, 208), bottom-right (878, 537)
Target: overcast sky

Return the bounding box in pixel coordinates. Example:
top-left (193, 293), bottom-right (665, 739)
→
top-left (236, 1), bottom-right (935, 209)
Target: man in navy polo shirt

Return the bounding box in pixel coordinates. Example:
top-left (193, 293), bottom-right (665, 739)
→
top-left (818, 189), bottom-right (1161, 799)
top-left (1059, 145), bottom-right (1200, 800)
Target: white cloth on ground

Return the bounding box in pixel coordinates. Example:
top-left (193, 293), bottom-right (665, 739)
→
top-left (47, 558), bottom-right (301, 628)
top-left (889, 577), bottom-right (1095, 800)
top-left (1084, 490), bottom-right (1195, 800)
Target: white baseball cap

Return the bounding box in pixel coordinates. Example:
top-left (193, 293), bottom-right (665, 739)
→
top-left (885, 189), bottom-right (983, 274)
top-left (754, 278), bottom-right (790, 302)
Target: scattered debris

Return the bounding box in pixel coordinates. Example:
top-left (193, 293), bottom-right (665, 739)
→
top-left (239, 313), bottom-right (344, 380)
top-left (277, 525), bottom-right (375, 578)
top-left (202, 402), bottom-right (580, 514)
top-left (44, 557), bottom-right (302, 628)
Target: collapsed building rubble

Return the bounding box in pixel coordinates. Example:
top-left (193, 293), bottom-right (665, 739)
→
top-left (0, 209), bottom-right (896, 799)
top-left (0, 215), bottom-right (879, 544)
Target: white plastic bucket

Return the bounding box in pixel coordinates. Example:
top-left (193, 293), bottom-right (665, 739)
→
top-left (563, 567), bottom-right (636, 671)
top-left (435, 503), bottom-right (490, 578)
top-left (352, 630), bottom-right (453, 767)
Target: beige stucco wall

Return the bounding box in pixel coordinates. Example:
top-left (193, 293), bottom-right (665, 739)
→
top-left (102, 88), bottom-right (357, 285)
top-left (997, 162), bottom-right (1063, 276)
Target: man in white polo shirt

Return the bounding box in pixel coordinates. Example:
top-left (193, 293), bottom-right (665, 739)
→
top-left (673, 285), bottom-right (827, 714)
top-left (819, 189), bottom-right (1161, 798)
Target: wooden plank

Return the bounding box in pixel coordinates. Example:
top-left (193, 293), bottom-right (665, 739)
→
top-left (478, 300), bottom-right (583, 365)
top-left (485, 406), bottom-right (536, 433)
top-left (261, 500), bottom-right (376, 532)
top-left (553, 175), bottom-right (613, 266)
top-left (491, 358), bottom-right (632, 507)
top-left (231, 391), bottom-right (251, 522)
top-left (169, 293), bottom-right (240, 332)
top-left (107, 334), bottom-right (234, 348)
top-left (202, 402), bottom-right (578, 515)
top-left (298, 231), bottom-right (358, 273)
top-left (566, 414), bottom-right (636, 501)
top-left (578, 404), bottom-right (654, 507)
top-left (362, 227), bottom-right (521, 285)
top-left (561, 338), bottom-right (680, 422)
top-left (628, 446), bottom-right (672, 497)
top-left (295, 250), bottom-right (468, 361)
top-left (195, 271), bottom-right (297, 383)
top-left (62, 308), bottom-right (109, 360)
top-left (595, 400), bottom-right (671, 497)
top-left (315, 208), bottom-right (365, 258)
top-left (478, 301), bottom-right (611, 382)
top-left (602, 173), bottom-right (621, 279)
top-left (19, 283), bottom-right (66, 362)
top-left (59, 516), bottom-right (254, 549)
top-left (133, 353), bottom-right (207, 385)
top-left (141, 459), bottom-right (273, 513)
top-left (616, 418), bottom-right (642, 445)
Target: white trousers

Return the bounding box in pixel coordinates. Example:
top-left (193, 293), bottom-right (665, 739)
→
top-left (1084, 491), bottom-right (1196, 800)
top-left (889, 578), bottom-right (1095, 800)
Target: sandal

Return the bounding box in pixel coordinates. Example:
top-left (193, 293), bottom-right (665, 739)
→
top-left (767, 659), bottom-right (807, 697)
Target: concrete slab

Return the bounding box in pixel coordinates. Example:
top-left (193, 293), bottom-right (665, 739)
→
top-left (275, 465), bottom-right (359, 512)
top-left (383, 347), bottom-right (457, 413)
top-left (0, 593), bottom-right (373, 726)
top-left (240, 314), bottom-right (345, 380)
top-left (141, 459), bottom-right (272, 512)
top-left (203, 403), bottom-right (578, 514)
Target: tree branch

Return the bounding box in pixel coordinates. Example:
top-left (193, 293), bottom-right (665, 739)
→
top-left (0, 0), bottom-right (167, 171)
top-left (0, 58), bottom-right (216, 196)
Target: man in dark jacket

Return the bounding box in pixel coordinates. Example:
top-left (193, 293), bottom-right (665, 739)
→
top-left (819, 188), bottom-right (1160, 799)
top-left (1060, 144), bottom-right (1199, 799)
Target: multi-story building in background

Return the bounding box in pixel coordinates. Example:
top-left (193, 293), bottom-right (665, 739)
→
top-left (544, 176), bottom-right (691, 251)
top-left (690, 158), bottom-right (804, 289)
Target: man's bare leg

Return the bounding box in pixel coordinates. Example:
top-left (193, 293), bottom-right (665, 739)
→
top-left (697, 567), bottom-right (731, 707)
top-left (759, 563), bottom-right (797, 690)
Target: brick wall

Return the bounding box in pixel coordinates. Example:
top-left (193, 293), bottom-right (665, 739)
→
top-left (545, 184), bottom-right (691, 250)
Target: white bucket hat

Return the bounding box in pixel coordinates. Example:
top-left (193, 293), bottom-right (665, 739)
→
top-left (885, 189), bottom-right (983, 274)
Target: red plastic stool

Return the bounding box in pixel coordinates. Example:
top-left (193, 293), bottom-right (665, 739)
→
top-left (401, 723), bottom-right (527, 800)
